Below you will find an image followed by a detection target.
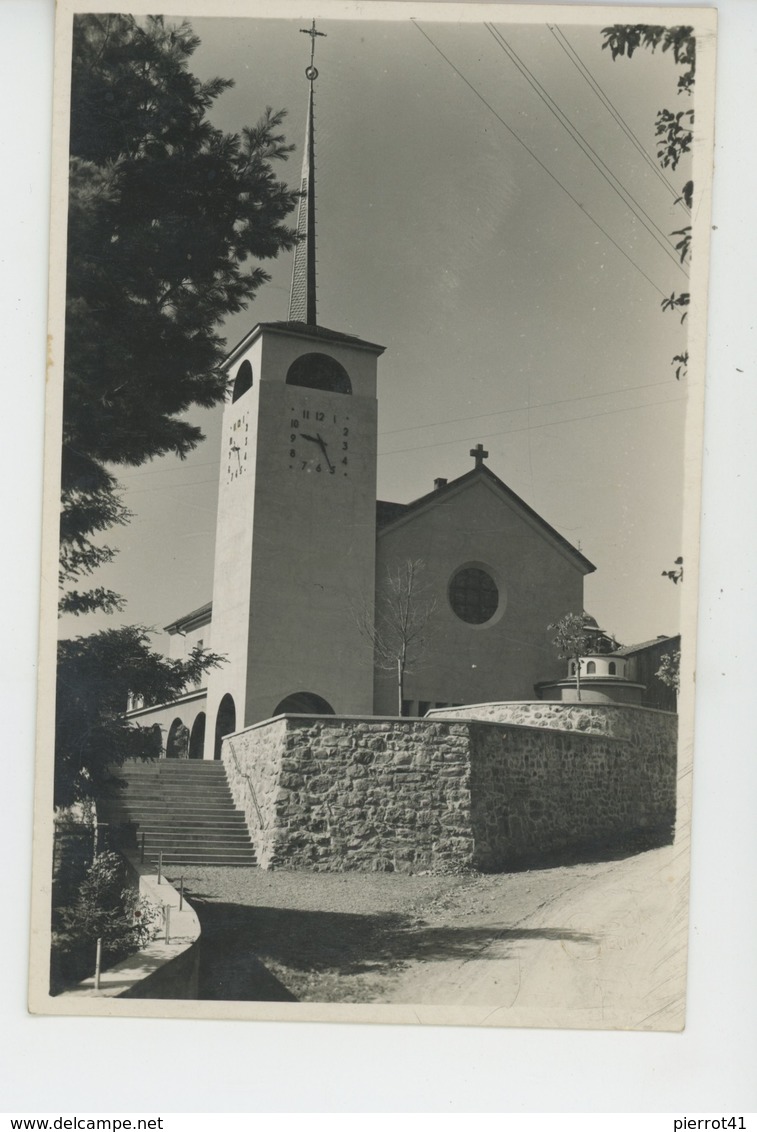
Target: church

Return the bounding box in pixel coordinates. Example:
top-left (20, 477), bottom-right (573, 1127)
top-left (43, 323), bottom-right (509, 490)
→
top-left (126, 30), bottom-right (596, 762)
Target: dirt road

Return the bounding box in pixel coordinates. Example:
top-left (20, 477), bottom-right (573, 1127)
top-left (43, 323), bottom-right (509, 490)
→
top-left (387, 845), bottom-right (689, 1029)
top-left (177, 843), bottom-right (688, 1029)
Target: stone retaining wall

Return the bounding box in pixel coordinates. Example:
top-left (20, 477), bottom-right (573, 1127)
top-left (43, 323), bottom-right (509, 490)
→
top-left (223, 704), bottom-right (677, 873)
top-left (224, 717), bottom-right (474, 871)
top-left (223, 719), bottom-right (288, 868)
top-left (426, 700), bottom-right (677, 744)
top-left (467, 721), bottom-right (675, 870)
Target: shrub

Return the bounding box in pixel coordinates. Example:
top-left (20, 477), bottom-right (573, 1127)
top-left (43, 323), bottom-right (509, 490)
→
top-left (51, 850), bottom-right (159, 993)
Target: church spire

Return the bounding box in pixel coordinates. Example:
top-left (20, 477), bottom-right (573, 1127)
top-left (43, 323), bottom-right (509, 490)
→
top-left (288, 20), bottom-right (326, 326)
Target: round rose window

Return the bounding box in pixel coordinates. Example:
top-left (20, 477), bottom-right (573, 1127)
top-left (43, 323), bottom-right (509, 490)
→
top-left (449, 566), bottom-right (499, 624)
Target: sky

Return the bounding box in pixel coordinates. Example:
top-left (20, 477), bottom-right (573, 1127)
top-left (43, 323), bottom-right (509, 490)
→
top-left (59, 10), bottom-right (699, 649)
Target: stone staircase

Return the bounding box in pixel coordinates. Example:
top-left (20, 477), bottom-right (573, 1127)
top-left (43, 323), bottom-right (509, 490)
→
top-left (106, 760), bottom-right (257, 868)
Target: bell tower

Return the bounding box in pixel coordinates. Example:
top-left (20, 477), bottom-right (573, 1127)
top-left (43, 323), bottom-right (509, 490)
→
top-left (204, 24), bottom-right (384, 756)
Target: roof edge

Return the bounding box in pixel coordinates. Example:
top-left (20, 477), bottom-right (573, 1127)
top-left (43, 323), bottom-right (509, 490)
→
top-left (163, 600), bottom-right (213, 635)
top-left (377, 465), bottom-right (596, 574)
top-left (224, 321), bottom-right (386, 370)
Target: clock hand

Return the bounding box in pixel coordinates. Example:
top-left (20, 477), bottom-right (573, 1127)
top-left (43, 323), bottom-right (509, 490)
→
top-left (315, 433), bottom-right (335, 472)
top-left (299, 432), bottom-right (319, 443)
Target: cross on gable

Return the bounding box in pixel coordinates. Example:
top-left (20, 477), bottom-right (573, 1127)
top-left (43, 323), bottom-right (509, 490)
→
top-left (470, 443), bottom-right (489, 468)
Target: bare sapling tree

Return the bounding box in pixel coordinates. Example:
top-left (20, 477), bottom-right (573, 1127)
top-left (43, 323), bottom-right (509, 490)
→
top-left (355, 559), bottom-right (437, 715)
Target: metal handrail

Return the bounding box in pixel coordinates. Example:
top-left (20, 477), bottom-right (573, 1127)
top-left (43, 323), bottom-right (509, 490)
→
top-left (226, 739), bottom-right (266, 830)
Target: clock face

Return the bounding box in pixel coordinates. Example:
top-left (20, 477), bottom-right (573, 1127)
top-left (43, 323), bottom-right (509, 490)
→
top-left (287, 405), bottom-right (351, 477)
top-left (226, 410), bottom-right (250, 482)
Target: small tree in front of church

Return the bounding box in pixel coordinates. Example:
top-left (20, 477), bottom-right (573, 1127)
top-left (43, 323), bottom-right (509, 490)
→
top-left (355, 559), bottom-right (437, 715)
top-left (549, 612), bottom-right (592, 702)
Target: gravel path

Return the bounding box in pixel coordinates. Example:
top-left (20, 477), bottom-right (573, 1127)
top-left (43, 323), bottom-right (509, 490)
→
top-left (166, 849), bottom-right (685, 1021)
top-left (172, 868), bottom-right (474, 1002)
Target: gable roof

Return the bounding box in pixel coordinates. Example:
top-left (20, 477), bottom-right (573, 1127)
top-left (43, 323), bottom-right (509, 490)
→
top-left (613, 634), bottom-right (680, 656)
top-left (376, 464), bottom-right (596, 573)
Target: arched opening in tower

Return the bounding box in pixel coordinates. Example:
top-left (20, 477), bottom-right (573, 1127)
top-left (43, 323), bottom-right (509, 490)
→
top-left (232, 360), bottom-right (253, 402)
top-left (286, 353), bottom-right (352, 394)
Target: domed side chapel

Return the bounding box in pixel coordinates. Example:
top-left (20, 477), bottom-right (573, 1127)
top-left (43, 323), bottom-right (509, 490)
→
top-left (125, 25), bottom-right (596, 762)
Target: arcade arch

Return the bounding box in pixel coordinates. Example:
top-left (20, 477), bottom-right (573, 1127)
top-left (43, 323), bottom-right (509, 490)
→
top-left (214, 694), bottom-right (236, 760)
top-left (273, 691), bottom-right (335, 715)
top-left (189, 712), bottom-right (206, 760)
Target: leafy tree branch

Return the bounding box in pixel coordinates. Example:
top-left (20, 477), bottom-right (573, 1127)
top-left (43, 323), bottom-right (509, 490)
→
top-left (602, 23), bottom-right (695, 380)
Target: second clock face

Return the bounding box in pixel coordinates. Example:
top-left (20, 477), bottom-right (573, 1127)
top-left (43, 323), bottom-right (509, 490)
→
top-left (226, 410), bottom-right (250, 482)
top-left (287, 405), bottom-right (351, 477)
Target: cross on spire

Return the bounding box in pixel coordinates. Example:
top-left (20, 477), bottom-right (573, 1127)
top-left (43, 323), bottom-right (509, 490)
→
top-left (289, 21), bottom-right (326, 325)
top-left (470, 443), bottom-right (489, 468)
top-left (300, 19), bottom-right (326, 80)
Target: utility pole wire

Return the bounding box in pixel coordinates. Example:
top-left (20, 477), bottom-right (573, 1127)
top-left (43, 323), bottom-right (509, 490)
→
top-left (486, 23), bottom-right (688, 277)
top-left (412, 21), bottom-right (669, 300)
top-left (379, 392), bottom-right (684, 459)
top-left (548, 24), bottom-right (689, 212)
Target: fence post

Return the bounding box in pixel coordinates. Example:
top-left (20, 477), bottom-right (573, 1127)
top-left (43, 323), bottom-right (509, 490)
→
top-left (179, 876), bottom-right (184, 911)
top-left (157, 851), bottom-right (162, 885)
top-left (140, 832), bottom-right (145, 864)
top-left (164, 904), bottom-right (171, 945)
top-left (94, 937), bottom-right (102, 990)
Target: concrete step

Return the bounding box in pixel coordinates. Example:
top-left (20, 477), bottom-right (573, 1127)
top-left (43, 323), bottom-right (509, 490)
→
top-left (117, 769), bottom-right (229, 778)
top-left (113, 793), bottom-right (237, 804)
top-left (116, 793), bottom-right (234, 802)
top-left (113, 787), bottom-right (233, 796)
top-left (112, 803), bottom-right (242, 818)
top-left (129, 817), bottom-right (248, 830)
top-left (119, 765), bottom-right (227, 772)
top-left (140, 831), bottom-right (253, 845)
top-left (147, 851), bottom-right (257, 866)
top-left (110, 758), bottom-right (256, 868)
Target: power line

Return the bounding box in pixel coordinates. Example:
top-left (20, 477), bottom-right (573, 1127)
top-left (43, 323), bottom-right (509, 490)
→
top-left (549, 23), bottom-right (688, 211)
top-left (379, 391), bottom-right (684, 458)
top-left (412, 21), bottom-right (669, 300)
top-left (119, 390), bottom-right (685, 491)
top-left (117, 375), bottom-right (685, 482)
top-left (115, 457), bottom-right (220, 480)
top-left (381, 377), bottom-right (682, 437)
top-left (485, 23), bottom-right (688, 276)
top-left (126, 476), bottom-right (219, 496)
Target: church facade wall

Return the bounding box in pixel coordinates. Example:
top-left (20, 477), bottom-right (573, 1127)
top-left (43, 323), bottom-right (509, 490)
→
top-left (374, 477), bottom-right (586, 714)
top-left (221, 705), bottom-right (676, 872)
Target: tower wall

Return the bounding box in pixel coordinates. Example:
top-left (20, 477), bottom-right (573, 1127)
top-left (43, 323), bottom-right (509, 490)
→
top-left (204, 325), bottom-right (381, 756)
